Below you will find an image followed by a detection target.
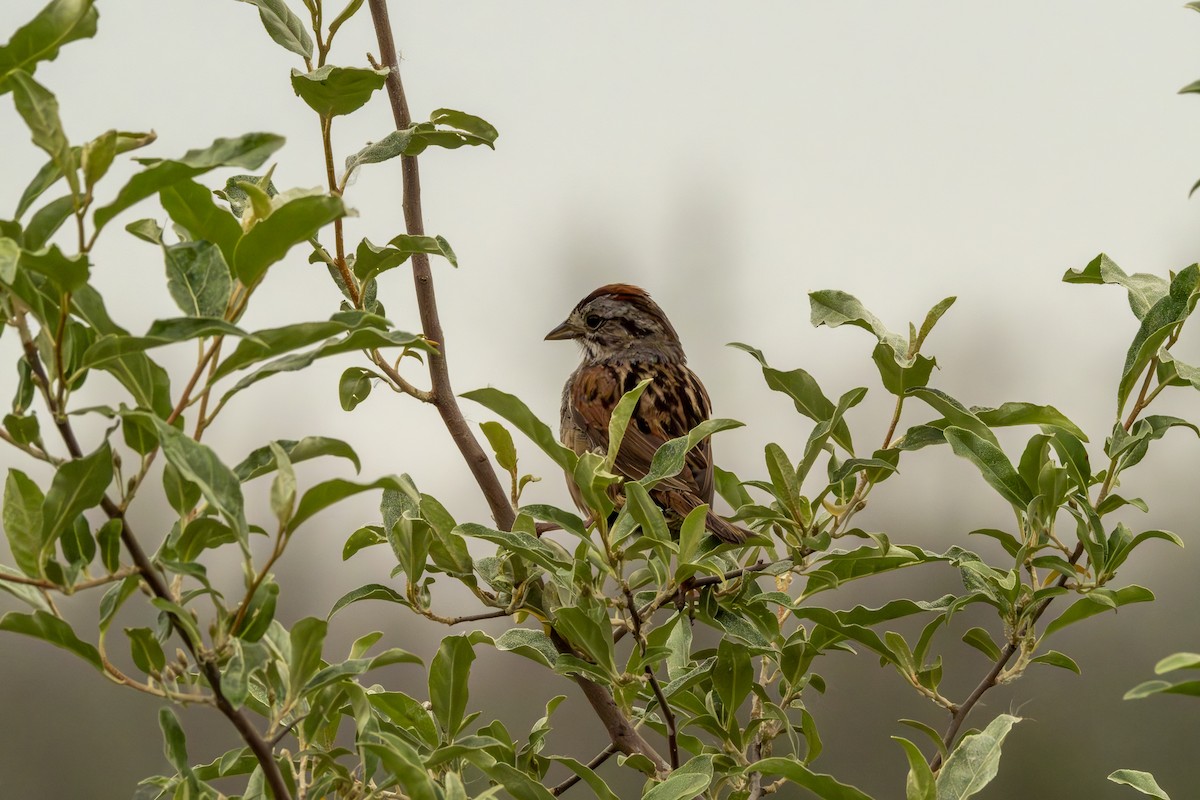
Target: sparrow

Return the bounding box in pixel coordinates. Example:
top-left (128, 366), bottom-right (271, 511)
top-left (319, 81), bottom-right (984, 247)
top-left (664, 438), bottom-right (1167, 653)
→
top-left (545, 284), bottom-right (746, 543)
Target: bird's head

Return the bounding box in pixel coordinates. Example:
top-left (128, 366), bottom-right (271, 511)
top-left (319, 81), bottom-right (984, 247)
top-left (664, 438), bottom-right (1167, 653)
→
top-left (545, 284), bottom-right (684, 362)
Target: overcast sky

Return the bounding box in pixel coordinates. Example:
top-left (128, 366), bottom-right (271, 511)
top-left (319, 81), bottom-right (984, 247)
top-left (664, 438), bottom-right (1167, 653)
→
top-left (2, 2), bottom-right (1200, 798)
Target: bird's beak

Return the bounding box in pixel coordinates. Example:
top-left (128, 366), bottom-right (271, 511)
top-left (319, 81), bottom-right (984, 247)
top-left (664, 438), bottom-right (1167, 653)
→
top-left (544, 320), bottom-right (577, 341)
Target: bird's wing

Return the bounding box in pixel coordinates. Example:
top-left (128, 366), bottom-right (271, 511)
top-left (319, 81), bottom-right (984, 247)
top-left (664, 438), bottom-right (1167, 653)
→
top-left (569, 362), bottom-right (713, 501)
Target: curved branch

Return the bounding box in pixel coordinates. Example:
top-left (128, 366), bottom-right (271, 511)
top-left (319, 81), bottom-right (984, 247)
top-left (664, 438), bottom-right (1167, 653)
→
top-left (19, 328), bottom-right (291, 800)
top-left (365, 0), bottom-right (514, 532)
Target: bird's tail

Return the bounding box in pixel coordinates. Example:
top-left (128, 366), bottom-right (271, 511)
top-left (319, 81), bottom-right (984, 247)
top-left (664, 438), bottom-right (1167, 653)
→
top-left (705, 508), bottom-right (751, 544)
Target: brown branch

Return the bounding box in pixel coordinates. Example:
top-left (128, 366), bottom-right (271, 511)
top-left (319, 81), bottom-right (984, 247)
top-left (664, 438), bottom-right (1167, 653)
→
top-left (624, 587), bottom-right (679, 769)
top-left (365, 0), bottom-right (674, 780)
top-left (549, 743), bottom-right (619, 797)
top-left (929, 353), bottom-right (1171, 771)
top-left (0, 565), bottom-right (140, 592)
top-left (18, 324), bottom-right (291, 800)
top-left (366, 0), bottom-right (515, 533)
top-left (319, 115), bottom-right (360, 308)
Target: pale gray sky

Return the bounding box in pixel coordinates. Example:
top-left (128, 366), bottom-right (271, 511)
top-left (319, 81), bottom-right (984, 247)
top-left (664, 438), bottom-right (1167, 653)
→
top-left (2, 2), bottom-right (1199, 797)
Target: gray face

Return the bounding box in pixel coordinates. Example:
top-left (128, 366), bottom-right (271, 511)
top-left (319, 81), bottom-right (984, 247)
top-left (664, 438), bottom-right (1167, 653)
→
top-left (546, 291), bottom-right (686, 363)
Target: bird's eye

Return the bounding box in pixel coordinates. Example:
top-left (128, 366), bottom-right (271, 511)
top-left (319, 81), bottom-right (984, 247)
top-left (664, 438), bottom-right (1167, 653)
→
top-left (585, 314), bottom-right (603, 329)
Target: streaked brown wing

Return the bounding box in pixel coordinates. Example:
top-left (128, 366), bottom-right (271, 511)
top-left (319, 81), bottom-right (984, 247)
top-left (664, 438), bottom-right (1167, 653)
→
top-left (568, 362), bottom-right (713, 500)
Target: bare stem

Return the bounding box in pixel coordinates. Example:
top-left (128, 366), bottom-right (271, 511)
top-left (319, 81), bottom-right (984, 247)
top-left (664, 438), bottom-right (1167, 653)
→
top-left (624, 586), bottom-right (679, 769)
top-left (319, 115), bottom-right (360, 308)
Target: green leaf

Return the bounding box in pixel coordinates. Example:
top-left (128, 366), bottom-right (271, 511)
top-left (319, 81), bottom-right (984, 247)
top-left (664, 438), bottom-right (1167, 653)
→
top-left (350, 234), bottom-right (458, 282)
top-left (1156, 652), bottom-right (1200, 673)
top-left (93, 132), bottom-right (284, 233)
top-left (491, 628), bottom-right (558, 669)
top-left (873, 341), bottom-right (937, 396)
top-left (1124, 679), bottom-right (1200, 700)
top-left (729, 342), bottom-right (853, 452)
top-left (714, 636), bottom-right (753, 720)
top-left (362, 731), bottom-right (438, 800)
top-left (233, 193), bottom-right (346, 285)
top-left (160, 178), bottom-right (242, 266)
top-left (1044, 585), bottom-right (1154, 637)
top-left (71, 287), bottom-right (173, 416)
top-left (211, 310), bottom-right (388, 379)
top-left (8, 71), bottom-right (77, 196)
top-left (21, 244), bottom-right (89, 292)
top-left (547, 756), bottom-right (620, 800)
top-left (158, 707), bottom-right (191, 774)
top-left (0, 0), bottom-right (97, 94)
top-left (268, 441), bottom-right (296, 525)
top-left (287, 475), bottom-right (403, 534)
top-left (1117, 265), bottom-right (1200, 414)
top-left (935, 714), bottom-right (1020, 800)
top-left (972, 402), bottom-right (1087, 442)
top-left (749, 757), bottom-right (876, 800)
top-left (328, 582), bottom-right (406, 618)
top-left (327, 0), bottom-right (365, 40)
top-left (914, 296), bottom-right (956, 351)
top-left (943, 427), bottom-right (1032, 508)
top-left (1030, 650), bottom-right (1080, 674)
top-left (40, 441), bottom-right (112, 572)
top-left (0, 237), bottom-right (19, 283)
top-left (338, 366), bottom-right (375, 411)
top-left (161, 241), bottom-right (233, 318)
top-left (162, 462), bottom-right (201, 516)
top-left (342, 129), bottom-right (417, 172)
top-left (961, 627), bottom-right (1001, 662)
top-left (236, 0), bottom-right (313, 59)
top-left (461, 387), bottom-right (578, 472)
top-left (810, 290), bottom-right (895, 342)
top-left (480, 421), bottom-right (518, 472)
top-left (1107, 770), bottom-right (1172, 799)
top-left (24, 194), bottom-right (75, 250)
top-left (233, 436), bottom-right (361, 481)
top-left (81, 129), bottom-right (116, 191)
top-left (288, 617), bottom-right (327, 701)
top-left (234, 579), bottom-right (278, 642)
top-left (429, 634), bottom-right (476, 741)
top-left (640, 418), bottom-right (744, 487)
top-left (290, 65), bottom-right (388, 117)
top-left (430, 108), bottom-right (500, 145)
top-left (4, 469), bottom-right (45, 577)
top-left (0, 565), bottom-right (51, 611)
top-left (141, 415), bottom-right (247, 540)
top-left (644, 755), bottom-right (714, 800)
top-left (893, 737), bottom-right (936, 800)
top-left (1063, 254), bottom-right (1168, 321)
top-left (125, 627), bottom-right (166, 674)
top-left (216, 325), bottom-right (428, 405)
top-left (0, 610), bottom-right (101, 670)
top-left (458, 523), bottom-right (571, 573)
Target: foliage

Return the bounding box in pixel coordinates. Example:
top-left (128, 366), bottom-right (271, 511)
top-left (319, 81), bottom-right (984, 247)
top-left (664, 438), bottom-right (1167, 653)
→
top-left (1, 2), bottom-right (1198, 799)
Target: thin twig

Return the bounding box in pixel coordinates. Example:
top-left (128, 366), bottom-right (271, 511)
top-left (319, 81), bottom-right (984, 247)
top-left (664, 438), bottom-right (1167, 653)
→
top-left (614, 559), bottom-right (776, 646)
top-left (624, 586), bottom-right (679, 769)
top-left (0, 427), bottom-right (60, 464)
top-left (549, 743), bottom-right (619, 797)
top-left (319, 115), bottom-right (360, 308)
top-left (372, 349), bottom-right (432, 402)
top-left (0, 565), bottom-right (140, 592)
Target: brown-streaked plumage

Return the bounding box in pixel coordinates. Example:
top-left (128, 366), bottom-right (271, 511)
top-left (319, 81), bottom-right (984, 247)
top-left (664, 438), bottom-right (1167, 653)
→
top-left (545, 284), bottom-right (747, 543)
